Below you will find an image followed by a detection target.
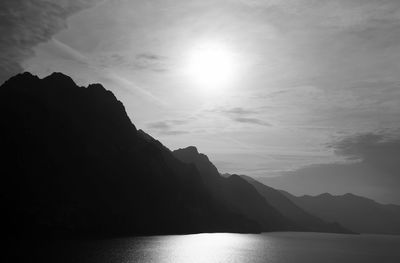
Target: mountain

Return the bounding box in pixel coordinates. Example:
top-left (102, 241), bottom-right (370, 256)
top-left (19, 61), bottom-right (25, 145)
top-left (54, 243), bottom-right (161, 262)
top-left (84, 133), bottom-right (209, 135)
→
top-left (173, 147), bottom-right (298, 231)
top-left (0, 72), bottom-right (260, 238)
top-left (282, 191), bottom-right (400, 235)
top-left (238, 175), bottom-right (352, 234)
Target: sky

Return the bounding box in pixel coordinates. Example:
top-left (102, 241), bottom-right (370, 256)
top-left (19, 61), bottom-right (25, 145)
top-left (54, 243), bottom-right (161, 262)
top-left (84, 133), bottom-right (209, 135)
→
top-left (1, 0), bottom-right (400, 204)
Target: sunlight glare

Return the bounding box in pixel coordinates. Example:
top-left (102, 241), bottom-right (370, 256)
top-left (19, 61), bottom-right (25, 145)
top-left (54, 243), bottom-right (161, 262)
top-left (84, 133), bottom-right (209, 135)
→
top-left (185, 42), bottom-right (237, 92)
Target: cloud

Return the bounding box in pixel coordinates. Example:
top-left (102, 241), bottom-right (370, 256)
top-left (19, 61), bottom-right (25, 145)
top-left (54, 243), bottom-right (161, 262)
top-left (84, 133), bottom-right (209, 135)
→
top-left (146, 119), bottom-right (191, 136)
top-left (221, 107), bottom-right (257, 115)
top-left (0, 0), bottom-right (100, 83)
top-left (147, 121), bottom-right (170, 130)
top-left (210, 106), bottom-right (271, 127)
top-left (134, 53), bottom-right (168, 72)
top-left (328, 131), bottom-right (400, 173)
top-left (262, 131), bottom-right (400, 204)
top-left (233, 117), bottom-right (271, 127)
top-left (240, 0), bottom-right (400, 29)
top-left (160, 130), bottom-right (189, 135)
top-left (95, 52), bottom-right (168, 72)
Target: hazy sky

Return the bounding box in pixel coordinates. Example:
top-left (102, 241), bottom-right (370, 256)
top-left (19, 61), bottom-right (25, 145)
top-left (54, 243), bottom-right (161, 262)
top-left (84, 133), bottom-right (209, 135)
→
top-left (2, 0), bottom-right (400, 204)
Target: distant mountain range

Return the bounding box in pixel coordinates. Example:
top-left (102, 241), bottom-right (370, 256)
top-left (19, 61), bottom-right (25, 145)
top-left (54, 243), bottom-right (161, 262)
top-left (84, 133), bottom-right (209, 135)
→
top-left (237, 175), bottom-right (351, 233)
top-left (1, 72), bottom-right (397, 238)
top-left (281, 191), bottom-right (400, 235)
top-left (237, 173), bottom-right (400, 235)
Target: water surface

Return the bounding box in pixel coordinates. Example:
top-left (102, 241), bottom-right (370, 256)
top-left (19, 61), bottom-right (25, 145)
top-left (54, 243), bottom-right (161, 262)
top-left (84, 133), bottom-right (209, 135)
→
top-left (24, 232), bottom-right (400, 263)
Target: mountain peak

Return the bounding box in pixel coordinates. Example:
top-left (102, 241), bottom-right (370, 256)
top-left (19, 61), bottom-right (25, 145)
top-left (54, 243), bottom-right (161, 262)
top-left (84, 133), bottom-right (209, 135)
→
top-left (173, 146), bottom-right (214, 164)
top-left (17, 71), bottom-right (38, 79)
top-left (173, 146), bottom-right (221, 182)
top-left (87, 83), bottom-right (118, 102)
top-left (1, 71), bottom-right (39, 88)
top-left (177, 146), bottom-right (199, 154)
top-left (228, 174), bottom-right (240, 179)
top-left (43, 72), bottom-right (77, 86)
top-left (87, 83), bottom-right (107, 93)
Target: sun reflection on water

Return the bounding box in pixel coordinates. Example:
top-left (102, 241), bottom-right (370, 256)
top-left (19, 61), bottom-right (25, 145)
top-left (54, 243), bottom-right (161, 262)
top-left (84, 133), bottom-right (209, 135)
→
top-left (129, 233), bottom-right (272, 263)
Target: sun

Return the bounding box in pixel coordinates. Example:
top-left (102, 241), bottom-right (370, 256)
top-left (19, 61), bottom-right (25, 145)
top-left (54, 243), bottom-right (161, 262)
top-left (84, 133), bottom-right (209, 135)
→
top-left (184, 42), bottom-right (237, 92)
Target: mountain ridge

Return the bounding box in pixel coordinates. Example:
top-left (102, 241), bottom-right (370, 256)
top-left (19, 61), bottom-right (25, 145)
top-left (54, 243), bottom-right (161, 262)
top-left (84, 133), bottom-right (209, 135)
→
top-left (0, 72), bottom-right (261, 238)
top-left (173, 146), bottom-right (296, 232)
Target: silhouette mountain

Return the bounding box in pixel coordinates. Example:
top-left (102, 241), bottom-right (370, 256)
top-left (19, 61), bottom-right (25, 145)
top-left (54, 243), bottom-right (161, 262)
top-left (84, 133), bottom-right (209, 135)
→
top-left (282, 191), bottom-right (400, 234)
top-left (0, 72), bottom-right (260, 238)
top-left (238, 175), bottom-right (353, 233)
top-left (173, 147), bottom-right (297, 231)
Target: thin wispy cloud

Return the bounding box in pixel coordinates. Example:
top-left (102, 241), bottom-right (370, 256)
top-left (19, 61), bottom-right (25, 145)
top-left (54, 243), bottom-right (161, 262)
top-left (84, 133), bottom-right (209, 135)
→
top-left (25, 35), bottom-right (168, 107)
top-left (106, 72), bottom-right (167, 107)
top-left (94, 52), bottom-right (168, 72)
top-left (233, 117), bottom-right (271, 127)
top-left (211, 106), bottom-right (271, 127)
top-left (221, 107), bottom-right (258, 115)
top-left (0, 0), bottom-right (101, 83)
top-left (146, 118), bottom-right (192, 136)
